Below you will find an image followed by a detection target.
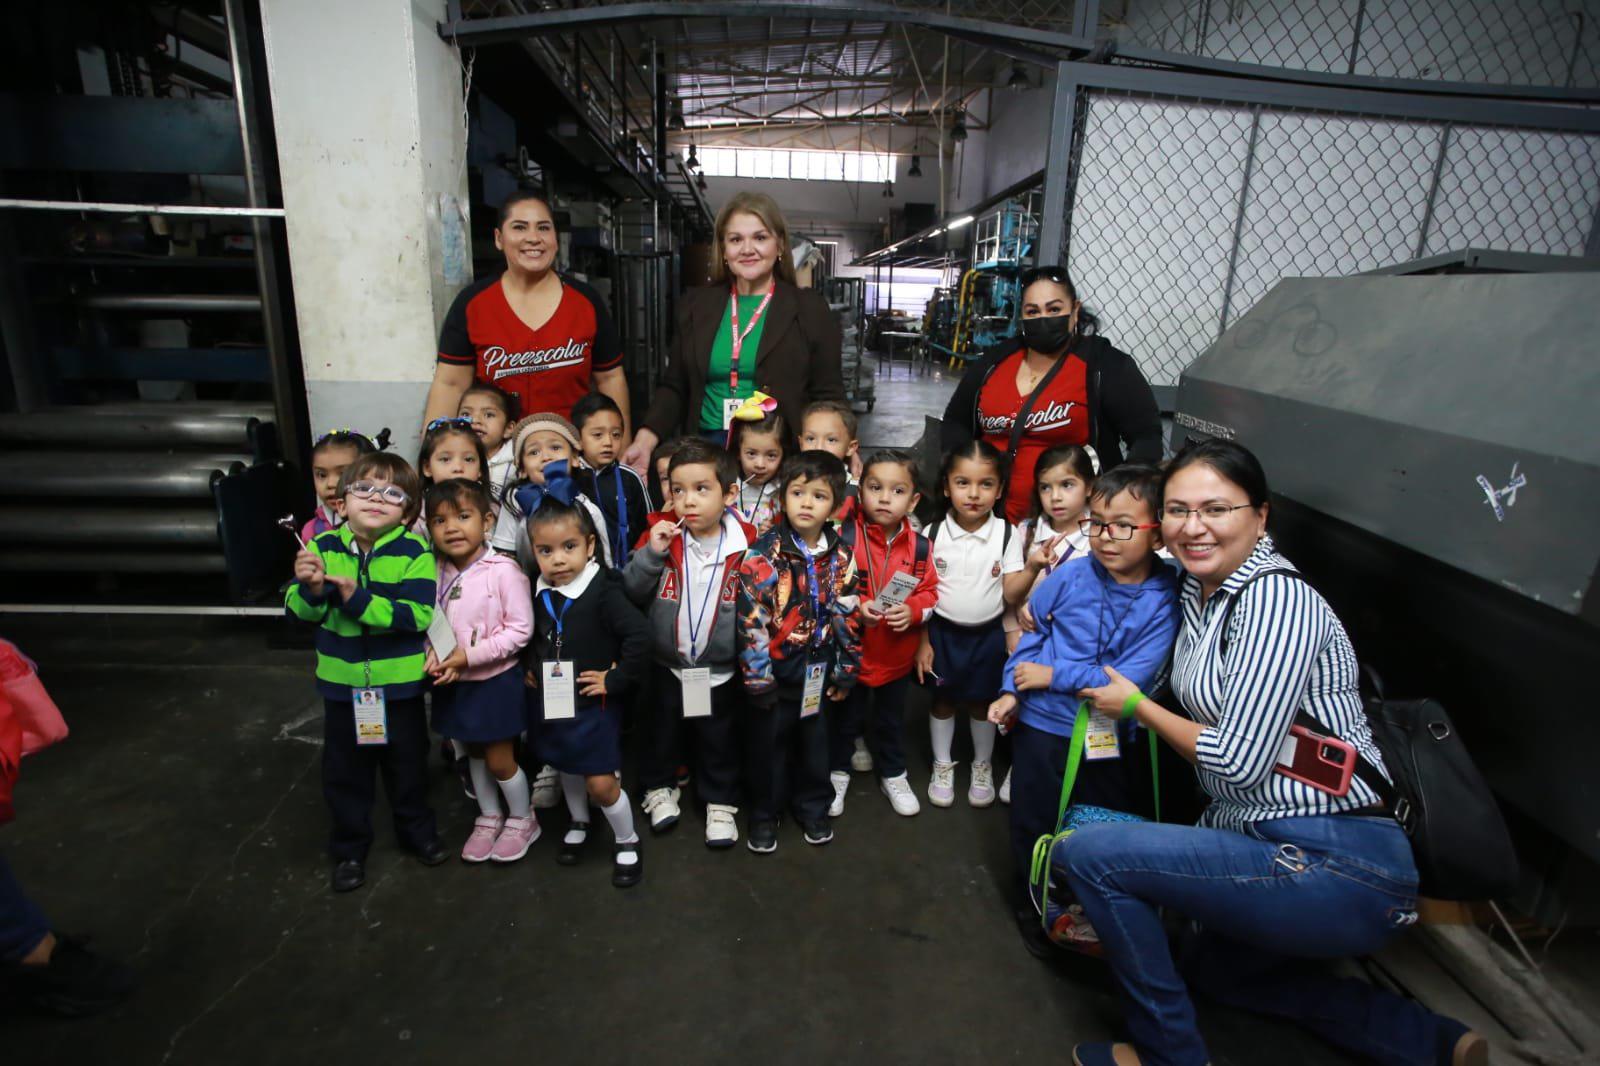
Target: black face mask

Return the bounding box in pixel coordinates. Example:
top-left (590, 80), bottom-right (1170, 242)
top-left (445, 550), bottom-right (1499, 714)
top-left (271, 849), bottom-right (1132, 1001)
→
top-left (1021, 314), bottom-right (1074, 355)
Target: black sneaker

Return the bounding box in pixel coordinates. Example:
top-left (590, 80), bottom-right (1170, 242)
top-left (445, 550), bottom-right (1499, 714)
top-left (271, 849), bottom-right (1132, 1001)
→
top-left (802, 818), bottom-right (833, 846)
top-left (6, 935), bottom-right (135, 1017)
top-left (747, 819), bottom-right (778, 854)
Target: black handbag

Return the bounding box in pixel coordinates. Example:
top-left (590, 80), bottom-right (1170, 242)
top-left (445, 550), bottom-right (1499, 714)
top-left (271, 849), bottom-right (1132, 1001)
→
top-left (1357, 673), bottom-right (1518, 901)
top-left (1221, 569), bottom-right (1518, 901)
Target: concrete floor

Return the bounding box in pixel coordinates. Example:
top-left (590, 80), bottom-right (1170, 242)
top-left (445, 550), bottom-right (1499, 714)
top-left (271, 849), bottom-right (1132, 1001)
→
top-left (855, 357), bottom-right (958, 450)
top-left (1, 612), bottom-right (1378, 1066)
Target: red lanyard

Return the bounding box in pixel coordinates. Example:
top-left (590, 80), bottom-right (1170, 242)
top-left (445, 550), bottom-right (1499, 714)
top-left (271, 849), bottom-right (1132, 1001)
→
top-left (728, 285), bottom-right (774, 393)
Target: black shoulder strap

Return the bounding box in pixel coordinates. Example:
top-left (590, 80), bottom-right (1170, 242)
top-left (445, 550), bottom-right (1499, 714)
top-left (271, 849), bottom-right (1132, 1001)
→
top-left (1002, 354), bottom-right (1070, 497)
top-left (1218, 567), bottom-right (1397, 811)
top-left (914, 532), bottom-right (929, 570)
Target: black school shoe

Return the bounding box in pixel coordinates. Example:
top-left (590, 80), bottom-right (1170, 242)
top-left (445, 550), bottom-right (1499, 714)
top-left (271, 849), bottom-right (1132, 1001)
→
top-left (802, 818), bottom-right (834, 846)
top-left (411, 838), bottom-right (450, 867)
top-left (331, 859), bottom-right (366, 893)
top-left (4, 935), bottom-right (135, 1018)
top-left (612, 841), bottom-right (643, 888)
top-left (747, 819), bottom-right (778, 854)
top-left (558, 822), bottom-right (589, 866)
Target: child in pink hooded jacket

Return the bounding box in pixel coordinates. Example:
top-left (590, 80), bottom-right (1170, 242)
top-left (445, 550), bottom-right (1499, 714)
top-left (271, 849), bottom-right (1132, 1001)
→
top-left (423, 478), bottom-right (537, 864)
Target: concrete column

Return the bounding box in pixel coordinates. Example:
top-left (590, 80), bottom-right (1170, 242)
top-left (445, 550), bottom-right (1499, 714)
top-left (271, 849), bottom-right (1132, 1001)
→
top-left (259, 0), bottom-right (470, 458)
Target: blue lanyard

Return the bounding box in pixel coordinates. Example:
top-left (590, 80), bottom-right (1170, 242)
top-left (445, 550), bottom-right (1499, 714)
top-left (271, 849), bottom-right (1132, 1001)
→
top-left (611, 466), bottom-right (629, 566)
top-left (683, 525), bottom-right (726, 662)
top-left (791, 532), bottom-right (827, 650)
top-left (540, 589), bottom-right (573, 655)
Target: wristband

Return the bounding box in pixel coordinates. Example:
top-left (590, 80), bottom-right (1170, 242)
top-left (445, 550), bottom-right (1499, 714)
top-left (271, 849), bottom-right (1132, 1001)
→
top-left (1121, 690), bottom-right (1145, 719)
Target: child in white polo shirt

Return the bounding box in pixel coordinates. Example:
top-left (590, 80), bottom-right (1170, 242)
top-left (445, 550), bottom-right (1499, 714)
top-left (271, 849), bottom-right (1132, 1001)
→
top-left (915, 440), bottom-right (1030, 809)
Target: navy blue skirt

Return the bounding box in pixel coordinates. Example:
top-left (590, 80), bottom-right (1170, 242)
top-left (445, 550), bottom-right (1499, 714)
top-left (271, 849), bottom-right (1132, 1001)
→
top-left (430, 667), bottom-right (526, 743)
top-left (527, 689), bottom-right (623, 776)
top-left (921, 614), bottom-right (1006, 703)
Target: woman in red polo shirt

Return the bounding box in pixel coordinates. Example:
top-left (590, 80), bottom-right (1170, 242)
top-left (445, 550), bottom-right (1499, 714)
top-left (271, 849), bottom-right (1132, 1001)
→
top-left (941, 266), bottom-right (1161, 522)
top-left (423, 192), bottom-right (630, 434)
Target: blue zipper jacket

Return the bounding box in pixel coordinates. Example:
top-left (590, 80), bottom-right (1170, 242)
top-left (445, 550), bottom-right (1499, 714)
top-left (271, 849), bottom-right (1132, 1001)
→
top-left (1003, 556), bottom-right (1179, 737)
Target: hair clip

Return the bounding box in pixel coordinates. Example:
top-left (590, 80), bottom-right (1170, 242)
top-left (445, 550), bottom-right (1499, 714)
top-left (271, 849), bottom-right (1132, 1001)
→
top-left (731, 390), bottom-right (778, 422)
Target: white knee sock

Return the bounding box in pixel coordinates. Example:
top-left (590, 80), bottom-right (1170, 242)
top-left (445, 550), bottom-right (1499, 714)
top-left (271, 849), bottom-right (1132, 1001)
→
top-left (468, 758), bottom-right (501, 817)
top-left (970, 718), bottom-right (997, 765)
top-left (561, 772), bottom-right (589, 844)
top-left (602, 792), bottom-right (640, 859)
top-left (497, 767), bottom-right (531, 819)
top-left (930, 715), bottom-right (956, 764)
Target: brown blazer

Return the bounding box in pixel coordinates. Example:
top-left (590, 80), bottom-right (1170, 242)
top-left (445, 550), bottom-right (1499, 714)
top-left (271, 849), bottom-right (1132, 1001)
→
top-left (640, 280), bottom-right (844, 441)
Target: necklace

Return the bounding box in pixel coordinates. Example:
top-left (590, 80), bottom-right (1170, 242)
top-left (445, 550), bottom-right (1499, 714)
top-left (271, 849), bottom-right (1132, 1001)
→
top-left (1016, 353), bottom-right (1052, 394)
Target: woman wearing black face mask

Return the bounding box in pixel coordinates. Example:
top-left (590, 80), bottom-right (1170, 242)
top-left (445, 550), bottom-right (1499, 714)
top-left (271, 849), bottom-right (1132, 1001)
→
top-left (941, 266), bottom-right (1162, 522)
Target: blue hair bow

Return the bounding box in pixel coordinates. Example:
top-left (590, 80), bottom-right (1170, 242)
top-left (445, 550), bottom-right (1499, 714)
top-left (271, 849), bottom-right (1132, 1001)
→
top-left (538, 460), bottom-right (580, 508)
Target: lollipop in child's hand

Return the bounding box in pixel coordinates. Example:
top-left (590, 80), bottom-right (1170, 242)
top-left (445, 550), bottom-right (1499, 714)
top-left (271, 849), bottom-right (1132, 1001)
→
top-left (276, 513), bottom-right (308, 551)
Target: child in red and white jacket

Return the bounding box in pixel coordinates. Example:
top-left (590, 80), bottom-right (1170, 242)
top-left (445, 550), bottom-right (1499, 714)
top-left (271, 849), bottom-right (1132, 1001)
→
top-left (827, 449), bottom-right (938, 818)
top-left (622, 439), bottom-right (756, 848)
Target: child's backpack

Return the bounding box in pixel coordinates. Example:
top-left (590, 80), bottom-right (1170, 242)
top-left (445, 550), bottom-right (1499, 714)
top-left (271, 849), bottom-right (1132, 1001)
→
top-left (1029, 700), bottom-right (1160, 956)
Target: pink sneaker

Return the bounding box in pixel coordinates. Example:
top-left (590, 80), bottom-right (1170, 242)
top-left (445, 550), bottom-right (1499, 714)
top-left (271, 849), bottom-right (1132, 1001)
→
top-left (461, 814), bottom-right (504, 863)
top-left (490, 814), bottom-right (541, 863)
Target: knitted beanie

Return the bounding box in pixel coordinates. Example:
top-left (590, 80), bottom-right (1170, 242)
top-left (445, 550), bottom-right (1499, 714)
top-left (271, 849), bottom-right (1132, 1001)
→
top-left (510, 412), bottom-right (580, 462)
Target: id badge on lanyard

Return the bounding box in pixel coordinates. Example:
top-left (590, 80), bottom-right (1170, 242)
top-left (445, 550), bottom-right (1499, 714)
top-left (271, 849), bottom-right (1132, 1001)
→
top-left (352, 686), bottom-right (388, 745)
top-left (801, 662), bottom-right (827, 718)
top-left (682, 666), bottom-right (713, 718)
top-left (1083, 712), bottom-right (1121, 760)
top-left (542, 660), bottom-right (576, 720)
top-left (540, 589), bottom-right (577, 720)
top-left (726, 286), bottom-right (773, 422)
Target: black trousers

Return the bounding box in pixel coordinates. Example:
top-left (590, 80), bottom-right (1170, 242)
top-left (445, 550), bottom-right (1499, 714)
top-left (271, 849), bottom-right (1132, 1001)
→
top-left (640, 663), bottom-right (743, 806)
top-left (1007, 719), bottom-right (1135, 903)
top-left (322, 696), bottom-right (437, 862)
top-left (744, 694), bottom-right (831, 824)
top-left (827, 675), bottom-right (910, 778)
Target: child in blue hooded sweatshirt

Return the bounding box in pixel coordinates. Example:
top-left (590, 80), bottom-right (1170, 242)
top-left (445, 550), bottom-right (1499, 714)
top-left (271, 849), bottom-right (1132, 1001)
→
top-left (988, 463), bottom-right (1179, 943)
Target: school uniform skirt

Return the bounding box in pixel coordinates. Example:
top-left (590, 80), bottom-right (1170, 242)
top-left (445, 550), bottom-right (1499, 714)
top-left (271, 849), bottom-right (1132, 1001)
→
top-left (430, 666), bottom-right (526, 743)
top-left (920, 614), bottom-right (1006, 703)
top-left (527, 690), bottom-right (623, 776)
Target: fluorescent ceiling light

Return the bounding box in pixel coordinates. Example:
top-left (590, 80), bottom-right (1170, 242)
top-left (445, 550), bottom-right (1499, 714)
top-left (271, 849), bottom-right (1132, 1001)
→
top-left (946, 215), bottom-right (975, 230)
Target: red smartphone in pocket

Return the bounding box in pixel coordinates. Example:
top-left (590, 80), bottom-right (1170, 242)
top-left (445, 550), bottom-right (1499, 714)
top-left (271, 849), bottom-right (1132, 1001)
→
top-left (1273, 724), bottom-right (1356, 797)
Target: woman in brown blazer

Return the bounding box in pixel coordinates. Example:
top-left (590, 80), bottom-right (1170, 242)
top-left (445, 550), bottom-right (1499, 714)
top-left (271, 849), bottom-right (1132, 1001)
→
top-left (622, 191), bottom-right (843, 470)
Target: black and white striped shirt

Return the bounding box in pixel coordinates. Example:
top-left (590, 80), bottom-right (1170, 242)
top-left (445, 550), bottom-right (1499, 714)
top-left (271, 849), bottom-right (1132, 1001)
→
top-left (1171, 536), bottom-right (1390, 834)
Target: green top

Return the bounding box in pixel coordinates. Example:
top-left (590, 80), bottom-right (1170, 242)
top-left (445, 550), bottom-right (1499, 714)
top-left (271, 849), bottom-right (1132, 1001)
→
top-left (285, 523), bottom-right (437, 699)
top-left (699, 293), bottom-right (770, 431)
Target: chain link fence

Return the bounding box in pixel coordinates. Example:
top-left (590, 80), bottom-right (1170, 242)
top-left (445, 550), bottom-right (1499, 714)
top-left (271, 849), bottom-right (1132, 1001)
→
top-left (1061, 88), bottom-right (1600, 387)
top-left (1112, 0), bottom-right (1600, 87)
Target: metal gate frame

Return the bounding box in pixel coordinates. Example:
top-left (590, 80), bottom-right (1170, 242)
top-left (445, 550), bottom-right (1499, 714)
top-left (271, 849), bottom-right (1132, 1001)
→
top-left (1035, 59), bottom-right (1600, 395)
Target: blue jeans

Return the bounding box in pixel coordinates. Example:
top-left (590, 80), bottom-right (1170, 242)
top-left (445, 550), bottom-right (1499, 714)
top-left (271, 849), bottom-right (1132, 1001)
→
top-left (0, 848), bottom-right (50, 963)
top-left (1061, 815), bottom-right (1445, 1066)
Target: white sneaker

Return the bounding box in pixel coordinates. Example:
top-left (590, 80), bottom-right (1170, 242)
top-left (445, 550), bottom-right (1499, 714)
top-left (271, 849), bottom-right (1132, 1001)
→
top-left (928, 761), bottom-right (957, 807)
top-left (999, 766), bottom-right (1012, 805)
top-left (704, 804), bottom-right (739, 849)
top-left (531, 764), bottom-right (561, 810)
top-left (828, 770), bottom-right (850, 817)
top-left (969, 761), bottom-right (997, 807)
top-left (879, 773), bottom-right (921, 816)
top-left (641, 786), bottom-right (681, 833)
top-left (850, 736), bottom-right (874, 773)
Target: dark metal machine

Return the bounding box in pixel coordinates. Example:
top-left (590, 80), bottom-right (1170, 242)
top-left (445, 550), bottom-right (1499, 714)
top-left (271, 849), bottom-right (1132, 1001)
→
top-left (1173, 257), bottom-right (1600, 892)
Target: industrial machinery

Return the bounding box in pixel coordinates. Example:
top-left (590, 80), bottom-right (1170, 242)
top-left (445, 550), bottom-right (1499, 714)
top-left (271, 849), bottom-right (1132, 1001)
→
top-left (925, 191), bottom-right (1039, 368)
top-left (1173, 256), bottom-right (1600, 881)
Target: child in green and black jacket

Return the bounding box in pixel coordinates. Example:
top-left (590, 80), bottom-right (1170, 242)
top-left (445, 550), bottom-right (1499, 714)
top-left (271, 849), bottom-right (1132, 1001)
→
top-left (286, 452), bottom-right (448, 893)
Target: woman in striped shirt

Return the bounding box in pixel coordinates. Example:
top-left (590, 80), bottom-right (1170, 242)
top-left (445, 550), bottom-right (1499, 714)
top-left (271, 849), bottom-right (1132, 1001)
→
top-left (1059, 440), bottom-right (1484, 1066)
